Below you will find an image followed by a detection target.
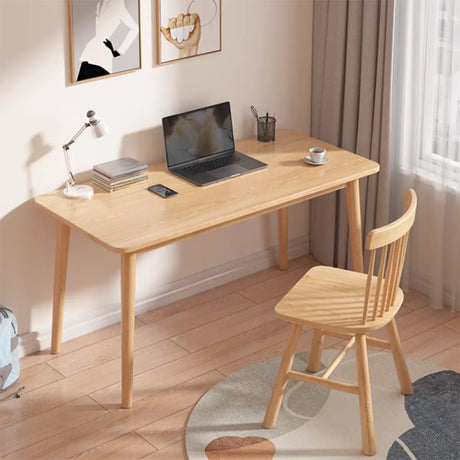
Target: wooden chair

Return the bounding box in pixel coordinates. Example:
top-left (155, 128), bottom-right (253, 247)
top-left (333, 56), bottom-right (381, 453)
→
top-left (263, 189), bottom-right (417, 456)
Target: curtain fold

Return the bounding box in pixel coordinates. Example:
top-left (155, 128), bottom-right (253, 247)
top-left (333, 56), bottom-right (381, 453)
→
top-left (390, 0), bottom-right (460, 311)
top-left (310, 0), bottom-right (394, 269)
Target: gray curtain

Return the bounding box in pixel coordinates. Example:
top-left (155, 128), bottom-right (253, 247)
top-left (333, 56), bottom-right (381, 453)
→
top-left (310, 0), bottom-right (394, 269)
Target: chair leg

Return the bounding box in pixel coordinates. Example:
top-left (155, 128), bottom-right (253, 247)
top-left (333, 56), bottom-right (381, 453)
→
top-left (387, 319), bottom-right (413, 395)
top-left (307, 328), bottom-right (324, 372)
top-left (355, 334), bottom-right (376, 456)
top-left (263, 323), bottom-right (302, 429)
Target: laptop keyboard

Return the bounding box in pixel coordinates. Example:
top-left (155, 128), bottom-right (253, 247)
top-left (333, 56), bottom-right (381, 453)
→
top-left (180, 155), bottom-right (233, 174)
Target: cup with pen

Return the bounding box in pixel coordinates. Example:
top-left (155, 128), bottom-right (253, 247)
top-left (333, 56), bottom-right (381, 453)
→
top-left (251, 105), bottom-right (276, 142)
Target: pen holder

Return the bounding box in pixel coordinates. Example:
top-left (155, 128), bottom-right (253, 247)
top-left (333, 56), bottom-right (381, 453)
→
top-left (257, 116), bottom-right (276, 142)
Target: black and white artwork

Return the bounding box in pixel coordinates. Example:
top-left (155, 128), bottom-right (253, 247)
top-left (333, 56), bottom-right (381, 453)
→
top-left (69, 0), bottom-right (141, 83)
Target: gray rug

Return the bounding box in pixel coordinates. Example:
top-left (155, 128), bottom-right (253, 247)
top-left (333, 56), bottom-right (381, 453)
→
top-left (185, 349), bottom-right (460, 459)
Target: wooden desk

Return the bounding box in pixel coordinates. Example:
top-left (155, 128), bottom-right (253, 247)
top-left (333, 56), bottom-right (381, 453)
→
top-left (35, 129), bottom-right (379, 408)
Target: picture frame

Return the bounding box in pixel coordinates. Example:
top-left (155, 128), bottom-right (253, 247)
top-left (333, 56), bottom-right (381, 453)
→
top-left (69, 0), bottom-right (142, 83)
top-left (157, 0), bottom-right (221, 64)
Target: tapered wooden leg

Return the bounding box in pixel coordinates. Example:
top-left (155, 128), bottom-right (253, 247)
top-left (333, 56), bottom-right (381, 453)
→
top-left (278, 208), bottom-right (288, 271)
top-left (387, 319), bottom-right (413, 395)
top-left (346, 180), bottom-right (364, 273)
top-left (51, 222), bottom-right (70, 354)
top-left (121, 252), bottom-right (136, 409)
top-left (263, 323), bottom-right (302, 428)
top-left (355, 334), bottom-right (376, 456)
top-left (307, 328), bottom-right (324, 372)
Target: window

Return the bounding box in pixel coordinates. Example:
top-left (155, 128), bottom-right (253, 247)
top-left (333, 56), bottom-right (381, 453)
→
top-left (431, 0), bottom-right (460, 164)
top-left (394, 0), bottom-right (460, 190)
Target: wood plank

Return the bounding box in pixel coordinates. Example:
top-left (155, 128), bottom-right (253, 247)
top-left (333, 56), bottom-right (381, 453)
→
top-left (0, 396), bottom-right (107, 457)
top-left (137, 286), bottom-right (236, 325)
top-left (403, 325), bottom-right (460, 360)
top-left (62, 318), bottom-right (146, 355)
top-left (444, 316), bottom-right (460, 333)
top-left (71, 432), bottom-right (156, 460)
top-left (5, 371), bottom-right (223, 460)
top-left (141, 440), bottom-right (187, 460)
top-left (171, 297), bottom-right (280, 352)
top-left (47, 292), bottom-right (253, 377)
top-left (19, 319), bottom-right (144, 371)
top-left (368, 305), bottom-right (457, 342)
top-left (238, 266), bottom-right (312, 304)
top-left (90, 320), bottom-right (291, 410)
top-left (8, 363), bottom-right (63, 394)
top-left (426, 344), bottom-right (460, 372)
top-left (136, 407), bottom-right (192, 450)
top-left (19, 350), bottom-right (59, 370)
top-left (217, 329), bottom-right (344, 376)
top-left (0, 339), bottom-right (187, 429)
top-left (137, 255), bottom-right (315, 325)
top-left (402, 290), bottom-right (431, 310)
top-left (395, 303), bottom-right (416, 318)
top-left (395, 306), bottom-right (458, 341)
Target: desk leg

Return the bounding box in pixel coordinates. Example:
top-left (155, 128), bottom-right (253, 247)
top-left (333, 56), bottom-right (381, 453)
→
top-left (121, 252), bottom-right (136, 409)
top-left (278, 208), bottom-right (288, 270)
top-left (51, 222), bottom-right (70, 354)
top-left (346, 180), bottom-right (364, 273)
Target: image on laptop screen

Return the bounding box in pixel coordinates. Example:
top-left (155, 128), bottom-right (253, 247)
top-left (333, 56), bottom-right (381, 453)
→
top-left (163, 102), bottom-right (235, 168)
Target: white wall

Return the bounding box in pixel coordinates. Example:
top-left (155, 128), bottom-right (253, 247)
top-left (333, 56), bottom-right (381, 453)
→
top-left (0, 0), bottom-right (313, 354)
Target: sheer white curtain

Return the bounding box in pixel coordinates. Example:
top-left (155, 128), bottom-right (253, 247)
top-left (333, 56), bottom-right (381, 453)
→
top-left (391, 0), bottom-right (460, 310)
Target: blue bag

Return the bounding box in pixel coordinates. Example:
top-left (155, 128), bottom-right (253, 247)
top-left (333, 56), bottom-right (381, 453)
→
top-left (0, 306), bottom-right (20, 391)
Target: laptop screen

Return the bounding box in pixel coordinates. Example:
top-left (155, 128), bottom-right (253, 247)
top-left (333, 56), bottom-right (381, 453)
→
top-left (162, 101), bottom-right (235, 168)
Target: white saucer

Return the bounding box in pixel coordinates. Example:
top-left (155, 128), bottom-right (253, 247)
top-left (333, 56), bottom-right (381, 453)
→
top-left (304, 155), bottom-right (329, 166)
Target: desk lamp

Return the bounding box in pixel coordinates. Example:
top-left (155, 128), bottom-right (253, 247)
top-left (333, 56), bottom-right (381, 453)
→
top-left (62, 110), bottom-right (107, 199)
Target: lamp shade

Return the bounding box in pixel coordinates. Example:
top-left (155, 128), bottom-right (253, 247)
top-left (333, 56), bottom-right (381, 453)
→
top-left (94, 121), bottom-right (108, 138)
top-left (87, 110), bottom-right (108, 138)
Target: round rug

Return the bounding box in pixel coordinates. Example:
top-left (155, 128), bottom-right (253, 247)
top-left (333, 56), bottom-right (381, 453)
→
top-left (185, 349), bottom-right (460, 459)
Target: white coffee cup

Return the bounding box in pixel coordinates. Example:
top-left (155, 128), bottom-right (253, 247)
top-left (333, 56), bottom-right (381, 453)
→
top-left (309, 147), bottom-right (326, 163)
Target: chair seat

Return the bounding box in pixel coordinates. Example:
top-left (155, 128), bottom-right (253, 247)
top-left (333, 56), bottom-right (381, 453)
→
top-left (275, 266), bottom-right (404, 334)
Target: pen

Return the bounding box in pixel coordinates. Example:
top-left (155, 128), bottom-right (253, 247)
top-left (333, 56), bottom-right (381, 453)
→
top-left (264, 112), bottom-right (269, 139)
top-left (267, 114), bottom-right (275, 141)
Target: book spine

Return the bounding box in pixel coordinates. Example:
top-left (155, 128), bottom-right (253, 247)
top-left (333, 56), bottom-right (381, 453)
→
top-left (92, 172), bottom-right (148, 186)
top-left (92, 177), bottom-right (148, 192)
top-left (92, 167), bottom-right (148, 181)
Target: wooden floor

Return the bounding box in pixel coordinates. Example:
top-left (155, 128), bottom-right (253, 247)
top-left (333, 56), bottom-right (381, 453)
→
top-left (2, 255), bottom-right (459, 459)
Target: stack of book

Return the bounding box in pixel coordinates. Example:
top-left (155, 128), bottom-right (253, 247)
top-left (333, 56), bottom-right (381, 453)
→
top-left (92, 157), bottom-right (148, 192)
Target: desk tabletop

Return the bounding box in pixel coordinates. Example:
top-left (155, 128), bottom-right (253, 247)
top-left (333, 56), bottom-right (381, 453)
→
top-left (34, 129), bottom-right (379, 254)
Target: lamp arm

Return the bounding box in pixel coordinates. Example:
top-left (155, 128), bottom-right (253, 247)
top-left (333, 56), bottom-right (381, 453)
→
top-left (63, 122), bottom-right (90, 149)
top-left (62, 122), bottom-right (90, 186)
top-left (62, 145), bottom-right (76, 186)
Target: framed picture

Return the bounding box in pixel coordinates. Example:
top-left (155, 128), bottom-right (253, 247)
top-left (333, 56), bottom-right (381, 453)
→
top-left (69, 0), bottom-right (141, 83)
top-left (157, 0), bottom-right (221, 64)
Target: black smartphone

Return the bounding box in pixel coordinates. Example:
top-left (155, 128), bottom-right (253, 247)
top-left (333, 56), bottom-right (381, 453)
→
top-left (148, 184), bottom-right (178, 198)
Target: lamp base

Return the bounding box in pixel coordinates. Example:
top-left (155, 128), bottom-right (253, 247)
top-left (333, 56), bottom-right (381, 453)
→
top-left (63, 183), bottom-right (94, 199)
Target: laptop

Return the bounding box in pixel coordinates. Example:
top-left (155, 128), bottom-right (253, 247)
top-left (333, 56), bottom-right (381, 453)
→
top-left (162, 101), bottom-right (268, 186)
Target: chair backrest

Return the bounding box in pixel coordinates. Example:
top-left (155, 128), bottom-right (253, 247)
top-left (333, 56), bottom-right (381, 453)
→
top-left (361, 189), bottom-right (417, 323)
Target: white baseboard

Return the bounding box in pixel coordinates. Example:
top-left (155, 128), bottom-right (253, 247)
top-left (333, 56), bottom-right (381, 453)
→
top-left (19, 235), bottom-right (310, 357)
